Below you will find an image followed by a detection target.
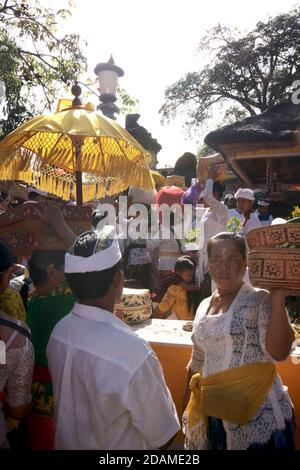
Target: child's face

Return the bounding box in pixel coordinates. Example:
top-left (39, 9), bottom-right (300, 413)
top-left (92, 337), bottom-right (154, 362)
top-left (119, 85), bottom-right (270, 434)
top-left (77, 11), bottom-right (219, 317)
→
top-left (178, 269), bottom-right (194, 283)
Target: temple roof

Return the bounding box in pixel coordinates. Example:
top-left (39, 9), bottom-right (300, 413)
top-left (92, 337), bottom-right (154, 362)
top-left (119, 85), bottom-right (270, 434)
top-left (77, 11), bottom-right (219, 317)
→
top-left (125, 114), bottom-right (162, 154)
top-left (205, 101), bottom-right (300, 150)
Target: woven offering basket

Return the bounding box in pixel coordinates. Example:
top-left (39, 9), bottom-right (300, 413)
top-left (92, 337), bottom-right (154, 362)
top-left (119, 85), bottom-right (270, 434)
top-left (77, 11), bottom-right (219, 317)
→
top-left (114, 288), bottom-right (152, 324)
top-left (246, 223), bottom-right (300, 250)
top-left (248, 247), bottom-right (300, 291)
top-left (198, 154), bottom-right (227, 183)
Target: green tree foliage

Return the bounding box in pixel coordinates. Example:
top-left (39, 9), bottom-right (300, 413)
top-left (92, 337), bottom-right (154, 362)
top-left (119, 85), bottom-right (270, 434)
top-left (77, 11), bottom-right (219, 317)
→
top-left (117, 86), bottom-right (139, 116)
top-left (0, 0), bottom-right (87, 135)
top-left (160, 8), bottom-right (300, 131)
top-left (197, 143), bottom-right (215, 158)
top-left (222, 106), bottom-right (248, 125)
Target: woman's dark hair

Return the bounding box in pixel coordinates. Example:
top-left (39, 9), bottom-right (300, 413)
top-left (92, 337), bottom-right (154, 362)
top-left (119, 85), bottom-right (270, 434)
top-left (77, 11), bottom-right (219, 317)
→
top-left (19, 278), bottom-right (32, 311)
top-left (0, 241), bottom-right (14, 273)
top-left (65, 231), bottom-right (122, 301)
top-left (174, 256), bottom-right (195, 272)
top-left (28, 250), bottom-right (66, 286)
top-left (0, 191), bottom-right (8, 200)
top-left (28, 191), bottom-right (40, 201)
top-left (213, 181), bottom-right (225, 200)
top-left (207, 232), bottom-right (247, 259)
top-left (175, 255), bottom-right (198, 315)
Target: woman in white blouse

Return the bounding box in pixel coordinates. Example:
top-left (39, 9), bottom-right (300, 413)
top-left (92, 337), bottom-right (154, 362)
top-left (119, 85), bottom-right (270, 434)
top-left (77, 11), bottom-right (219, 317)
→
top-left (183, 232), bottom-right (296, 450)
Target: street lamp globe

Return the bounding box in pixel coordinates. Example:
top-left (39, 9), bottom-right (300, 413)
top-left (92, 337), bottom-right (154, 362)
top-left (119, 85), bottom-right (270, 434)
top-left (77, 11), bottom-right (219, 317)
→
top-left (94, 55), bottom-right (124, 119)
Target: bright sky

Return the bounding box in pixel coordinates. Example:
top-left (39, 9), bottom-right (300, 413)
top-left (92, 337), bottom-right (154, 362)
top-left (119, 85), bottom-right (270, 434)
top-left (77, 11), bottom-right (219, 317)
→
top-left (59, 0), bottom-right (299, 167)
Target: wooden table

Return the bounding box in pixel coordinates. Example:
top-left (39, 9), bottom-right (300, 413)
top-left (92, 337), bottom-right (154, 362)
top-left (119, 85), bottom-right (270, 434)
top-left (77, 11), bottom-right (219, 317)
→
top-left (131, 319), bottom-right (300, 449)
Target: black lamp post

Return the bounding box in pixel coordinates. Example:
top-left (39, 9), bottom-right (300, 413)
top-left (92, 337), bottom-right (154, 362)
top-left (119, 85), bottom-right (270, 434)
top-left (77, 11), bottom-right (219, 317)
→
top-left (94, 55), bottom-right (124, 120)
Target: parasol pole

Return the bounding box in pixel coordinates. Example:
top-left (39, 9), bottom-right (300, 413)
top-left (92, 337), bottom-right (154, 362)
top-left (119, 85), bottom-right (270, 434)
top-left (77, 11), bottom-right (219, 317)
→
top-left (75, 149), bottom-right (83, 206)
top-left (72, 82), bottom-right (84, 206)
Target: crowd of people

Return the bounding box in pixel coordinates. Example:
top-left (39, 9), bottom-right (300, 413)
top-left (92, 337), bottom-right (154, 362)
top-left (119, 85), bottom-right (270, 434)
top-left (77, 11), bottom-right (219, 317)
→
top-left (0, 160), bottom-right (297, 451)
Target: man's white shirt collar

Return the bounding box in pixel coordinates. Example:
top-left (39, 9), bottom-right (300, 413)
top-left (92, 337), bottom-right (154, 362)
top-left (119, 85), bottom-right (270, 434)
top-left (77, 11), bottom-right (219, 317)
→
top-left (72, 302), bottom-right (130, 330)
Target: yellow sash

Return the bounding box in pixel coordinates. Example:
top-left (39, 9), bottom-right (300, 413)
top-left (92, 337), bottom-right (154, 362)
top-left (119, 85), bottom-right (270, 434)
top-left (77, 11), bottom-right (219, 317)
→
top-left (185, 362), bottom-right (277, 430)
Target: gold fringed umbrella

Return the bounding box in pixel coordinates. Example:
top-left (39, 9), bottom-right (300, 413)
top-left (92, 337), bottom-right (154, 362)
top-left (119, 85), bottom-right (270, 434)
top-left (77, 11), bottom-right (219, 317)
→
top-left (22, 165), bottom-right (112, 203)
top-left (150, 170), bottom-right (166, 189)
top-left (0, 97), bottom-right (154, 205)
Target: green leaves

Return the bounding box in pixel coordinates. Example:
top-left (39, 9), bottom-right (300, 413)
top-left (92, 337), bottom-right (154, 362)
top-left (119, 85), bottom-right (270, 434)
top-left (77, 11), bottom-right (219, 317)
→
top-left (291, 206), bottom-right (300, 220)
top-left (184, 227), bottom-right (201, 244)
top-left (0, 0), bottom-right (87, 135)
top-left (227, 216), bottom-right (241, 233)
top-left (117, 86), bottom-right (139, 116)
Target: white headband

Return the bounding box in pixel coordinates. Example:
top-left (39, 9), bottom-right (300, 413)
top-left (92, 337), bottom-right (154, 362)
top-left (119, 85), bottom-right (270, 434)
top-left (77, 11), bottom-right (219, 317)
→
top-left (235, 188), bottom-right (254, 201)
top-left (257, 200), bottom-right (269, 207)
top-left (65, 239), bottom-right (122, 273)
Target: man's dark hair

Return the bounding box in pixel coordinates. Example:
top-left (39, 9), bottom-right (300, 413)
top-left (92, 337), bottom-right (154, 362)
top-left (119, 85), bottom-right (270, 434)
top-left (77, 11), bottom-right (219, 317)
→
top-left (174, 256), bottom-right (195, 273)
top-left (0, 241), bottom-right (13, 274)
top-left (213, 181), bottom-right (225, 200)
top-left (0, 191), bottom-right (8, 200)
top-left (28, 250), bottom-right (66, 286)
top-left (65, 231), bottom-right (122, 301)
top-left (207, 232), bottom-right (246, 259)
top-left (91, 210), bottom-right (109, 229)
top-left (10, 198), bottom-right (25, 208)
top-left (28, 191), bottom-right (40, 201)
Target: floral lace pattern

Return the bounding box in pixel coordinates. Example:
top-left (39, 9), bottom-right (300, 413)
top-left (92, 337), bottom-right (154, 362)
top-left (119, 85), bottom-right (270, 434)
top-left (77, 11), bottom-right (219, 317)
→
top-left (0, 331), bottom-right (34, 447)
top-left (187, 284), bottom-right (294, 450)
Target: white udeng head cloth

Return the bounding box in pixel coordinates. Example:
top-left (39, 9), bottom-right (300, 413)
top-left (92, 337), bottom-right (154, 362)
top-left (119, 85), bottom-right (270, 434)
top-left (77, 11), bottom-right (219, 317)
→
top-left (257, 199), bottom-right (270, 207)
top-left (65, 226), bottom-right (122, 274)
top-left (234, 188), bottom-right (254, 201)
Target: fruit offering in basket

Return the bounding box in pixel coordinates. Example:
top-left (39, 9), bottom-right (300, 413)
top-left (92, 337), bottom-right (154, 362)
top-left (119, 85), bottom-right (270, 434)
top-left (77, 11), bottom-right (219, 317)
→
top-left (246, 223), bottom-right (300, 250)
top-left (198, 154), bottom-right (227, 184)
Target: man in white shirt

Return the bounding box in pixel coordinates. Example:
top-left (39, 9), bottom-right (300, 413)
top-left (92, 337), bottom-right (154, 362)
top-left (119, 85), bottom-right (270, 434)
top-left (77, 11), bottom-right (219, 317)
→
top-left (195, 168), bottom-right (229, 290)
top-left (228, 188), bottom-right (261, 238)
top-left (255, 200), bottom-right (273, 226)
top-left (47, 226), bottom-right (180, 450)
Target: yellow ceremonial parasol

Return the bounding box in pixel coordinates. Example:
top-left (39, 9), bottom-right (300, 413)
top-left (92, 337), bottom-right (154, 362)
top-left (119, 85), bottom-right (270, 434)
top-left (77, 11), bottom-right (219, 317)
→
top-left (0, 88), bottom-right (154, 205)
top-left (150, 170), bottom-right (166, 190)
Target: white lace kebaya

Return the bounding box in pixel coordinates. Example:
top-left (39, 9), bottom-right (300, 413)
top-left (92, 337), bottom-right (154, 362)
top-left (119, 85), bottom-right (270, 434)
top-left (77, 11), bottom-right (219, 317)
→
top-left (186, 283), bottom-right (294, 450)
